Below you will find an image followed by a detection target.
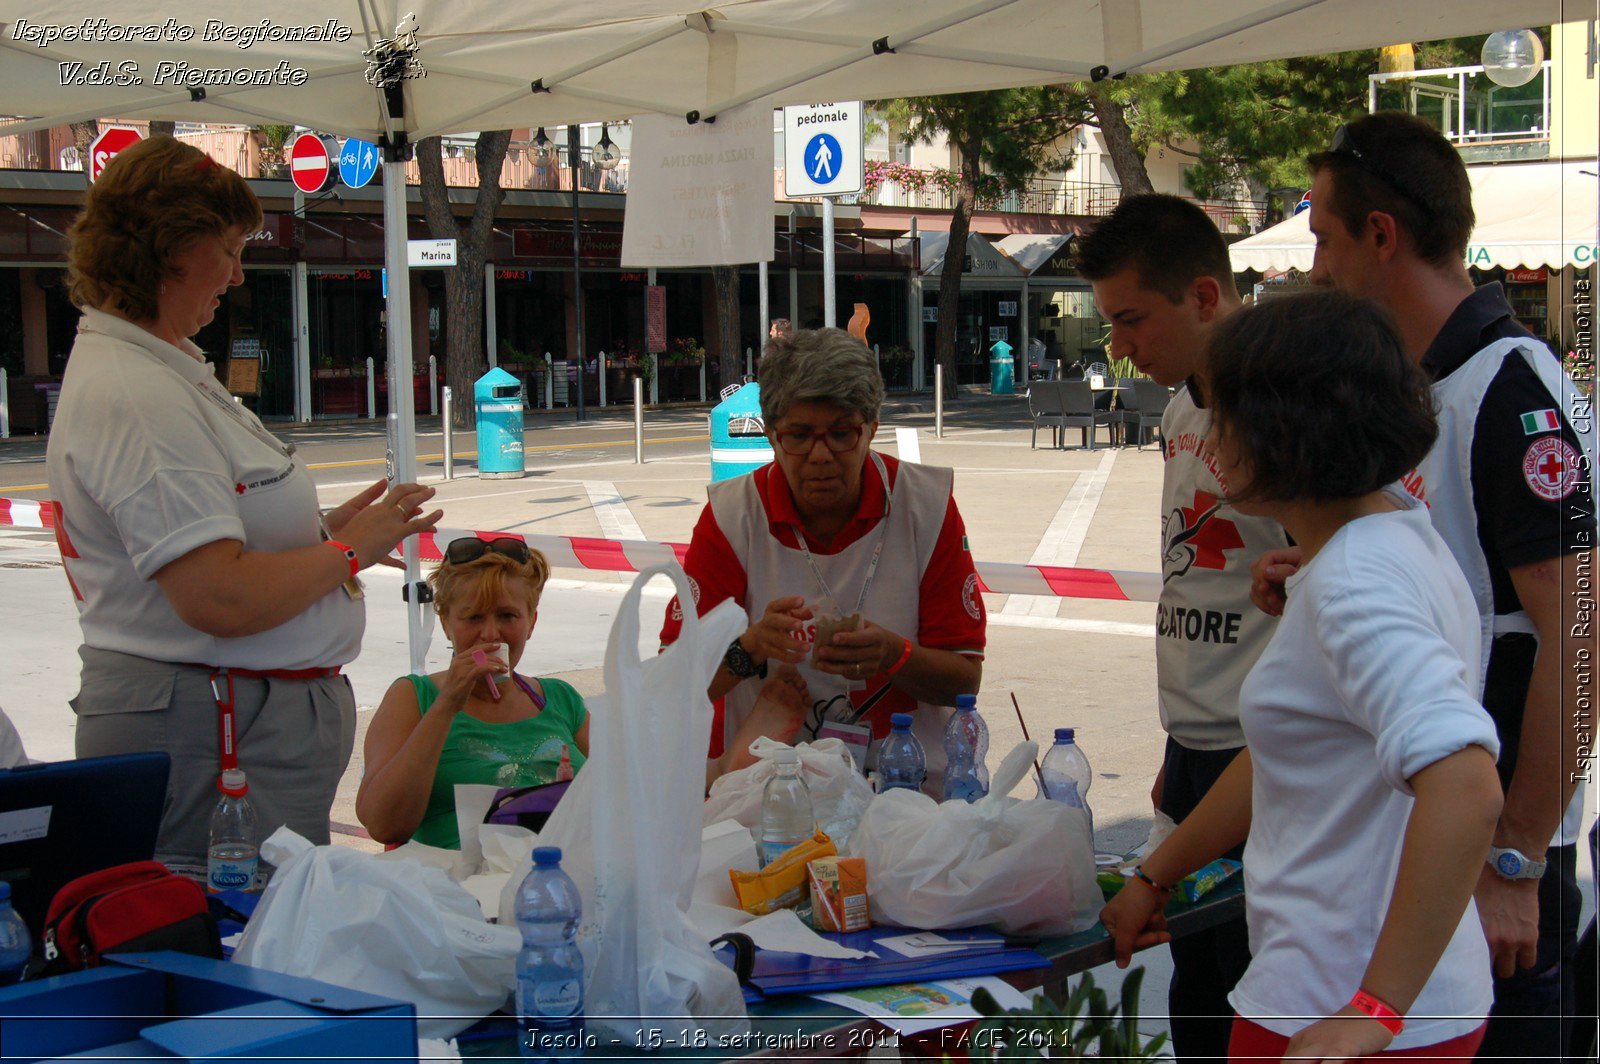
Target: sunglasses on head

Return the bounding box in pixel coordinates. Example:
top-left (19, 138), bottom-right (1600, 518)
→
top-left (1326, 123), bottom-right (1428, 211)
top-left (444, 536), bottom-right (532, 566)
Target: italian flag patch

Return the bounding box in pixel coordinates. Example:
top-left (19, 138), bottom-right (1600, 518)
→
top-left (1521, 409), bottom-right (1560, 435)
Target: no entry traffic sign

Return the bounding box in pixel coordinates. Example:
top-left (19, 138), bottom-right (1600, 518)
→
top-left (289, 132), bottom-right (336, 194)
top-left (88, 126), bottom-right (142, 183)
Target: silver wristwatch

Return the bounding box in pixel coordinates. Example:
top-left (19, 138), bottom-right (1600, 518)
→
top-left (1487, 846), bottom-right (1547, 881)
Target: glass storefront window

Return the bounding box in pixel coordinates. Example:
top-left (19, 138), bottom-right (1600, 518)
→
top-left (194, 269), bottom-right (296, 420)
top-left (308, 268), bottom-right (384, 419)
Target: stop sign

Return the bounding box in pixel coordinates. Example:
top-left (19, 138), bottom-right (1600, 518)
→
top-left (88, 126), bottom-right (143, 183)
top-left (289, 133), bottom-right (336, 194)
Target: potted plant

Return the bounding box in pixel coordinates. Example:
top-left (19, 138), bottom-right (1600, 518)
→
top-left (254, 124), bottom-right (296, 179)
top-left (969, 967), bottom-right (1167, 1060)
top-left (662, 337), bottom-right (706, 366)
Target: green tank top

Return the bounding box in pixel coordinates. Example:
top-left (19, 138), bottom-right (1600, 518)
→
top-left (406, 674), bottom-right (588, 850)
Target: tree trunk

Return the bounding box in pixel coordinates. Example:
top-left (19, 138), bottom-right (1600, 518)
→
top-left (1089, 86), bottom-right (1154, 196)
top-left (70, 121), bottom-right (98, 162)
top-left (712, 265), bottom-right (742, 391)
top-left (933, 136), bottom-right (981, 397)
top-left (149, 121), bottom-right (176, 137)
top-left (417, 131), bottom-right (512, 430)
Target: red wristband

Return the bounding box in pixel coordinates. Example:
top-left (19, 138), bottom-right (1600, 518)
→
top-left (326, 539), bottom-right (360, 579)
top-left (885, 638), bottom-right (913, 676)
top-left (1128, 866), bottom-right (1170, 894)
top-left (1349, 989), bottom-right (1405, 1035)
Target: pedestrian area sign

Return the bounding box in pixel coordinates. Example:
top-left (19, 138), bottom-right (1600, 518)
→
top-left (783, 102), bottom-right (863, 198)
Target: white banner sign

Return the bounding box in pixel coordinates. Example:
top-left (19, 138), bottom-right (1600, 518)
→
top-left (407, 239), bottom-right (457, 267)
top-left (783, 102), bottom-right (863, 197)
top-left (621, 101), bottom-right (775, 268)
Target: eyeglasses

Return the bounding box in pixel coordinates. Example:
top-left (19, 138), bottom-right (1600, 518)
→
top-left (444, 537), bottom-right (532, 566)
top-left (773, 424), bottom-right (866, 456)
top-left (1326, 124), bottom-right (1427, 211)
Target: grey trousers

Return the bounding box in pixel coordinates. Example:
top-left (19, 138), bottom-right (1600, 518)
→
top-left (72, 646), bottom-right (356, 874)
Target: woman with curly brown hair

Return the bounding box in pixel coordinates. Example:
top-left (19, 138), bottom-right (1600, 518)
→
top-left (46, 135), bottom-right (440, 880)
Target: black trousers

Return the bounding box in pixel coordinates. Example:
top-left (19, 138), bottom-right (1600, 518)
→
top-left (1157, 736), bottom-right (1252, 1062)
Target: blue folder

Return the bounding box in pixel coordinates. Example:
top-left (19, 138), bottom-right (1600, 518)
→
top-left (716, 925), bottom-right (1050, 1001)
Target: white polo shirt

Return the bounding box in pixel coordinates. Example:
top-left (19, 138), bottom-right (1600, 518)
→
top-left (45, 309), bottom-right (364, 669)
top-left (1228, 491), bottom-right (1498, 1048)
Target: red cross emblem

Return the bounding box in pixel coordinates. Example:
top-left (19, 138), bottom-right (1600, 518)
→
top-left (1521, 436), bottom-right (1582, 501)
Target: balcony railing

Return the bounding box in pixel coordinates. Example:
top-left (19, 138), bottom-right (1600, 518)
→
top-left (1369, 62), bottom-right (1551, 162)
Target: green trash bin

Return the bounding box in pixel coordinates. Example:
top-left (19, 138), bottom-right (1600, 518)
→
top-left (989, 339), bottom-right (1015, 395)
top-left (475, 367), bottom-right (525, 479)
top-left (710, 382), bottom-right (774, 482)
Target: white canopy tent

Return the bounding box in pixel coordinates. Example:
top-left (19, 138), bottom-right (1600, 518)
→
top-left (1230, 159), bottom-right (1600, 273)
top-left (0, 0), bottom-right (1572, 669)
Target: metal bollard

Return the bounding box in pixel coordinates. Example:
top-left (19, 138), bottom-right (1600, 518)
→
top-left (634, 377), bottom-right (644, 464)
top-left (441, 386), bottom-right (454, 480)
top-left (935, 364), bottom-right (944, 438)
top-left (365, 357), bottom-right (376, 419)
top-left (0, 367), bottom-right (9, 439)
top-left (428, 355), bottom-right (438, 416)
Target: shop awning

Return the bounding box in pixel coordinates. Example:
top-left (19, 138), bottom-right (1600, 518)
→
top-left (1230, 160), bottom-right (1600, 273)
top-left (915, 231), bottom-right (1025, 277)
top-left (994, 234), bottom-right (1073, 275)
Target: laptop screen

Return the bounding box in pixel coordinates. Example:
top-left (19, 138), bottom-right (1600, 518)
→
top-left (0, 753), bottom-right (169, 940)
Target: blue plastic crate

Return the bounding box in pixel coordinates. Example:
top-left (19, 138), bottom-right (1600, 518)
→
top-left (0, 951), bottom-right (416, 1062)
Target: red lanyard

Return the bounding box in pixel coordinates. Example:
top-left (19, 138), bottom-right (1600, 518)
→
top-left (210, 669), bottom-right (238, 772)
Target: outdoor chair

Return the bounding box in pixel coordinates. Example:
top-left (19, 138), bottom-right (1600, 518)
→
top-left (1059, 381), bottom-right (1115, 450)
top-left (1123, 379), bottom-right (1173, 450)
top-left (1112, 378), bottom-right (1140, 446)
top-left (1026, 382), bottom-right (1069, 449)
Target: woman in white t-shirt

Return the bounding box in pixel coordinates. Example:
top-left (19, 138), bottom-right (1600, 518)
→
top-left (45, 136), bottom-right (442, 879)
top-left (1100, 291), bottom-right (1503, 1061)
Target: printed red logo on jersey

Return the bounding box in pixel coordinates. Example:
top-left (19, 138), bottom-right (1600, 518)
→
top-left (667, 575), bottom-right (701, 623)
top-left (962, 572), bottom-right (981, 620)
top-left (1162, 491), bottom-right (1245, 579)
top-left (1521, 436), bottom-right (1583, 501)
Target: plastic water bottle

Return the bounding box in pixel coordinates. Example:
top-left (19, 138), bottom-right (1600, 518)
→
top-left (207, 768), bottom-right (259, 893)
top-left (515, 847), bottom-right (585, 1059)
top-left (759, 748), bottom-right (814, 867)
top-left (877, 712), bottom-right (927, 794)
top-left (1040, 727), bottom-right (1095, 836)
top-left (0, 882), bottom-right (30, 986)
top-left (941, 694), bottom-right (990, 801)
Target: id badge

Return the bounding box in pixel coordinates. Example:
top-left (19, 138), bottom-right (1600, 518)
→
top-left (819, 720), bottom-right (872, 772)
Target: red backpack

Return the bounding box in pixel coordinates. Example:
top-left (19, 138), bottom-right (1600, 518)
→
top-left (42, 861), bottom-right (221, 973)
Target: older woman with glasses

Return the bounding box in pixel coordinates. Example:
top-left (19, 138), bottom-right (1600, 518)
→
top-left (357, 538), bottom-right (589, 849)
top-left (662, 328), bottom-right (986, 790)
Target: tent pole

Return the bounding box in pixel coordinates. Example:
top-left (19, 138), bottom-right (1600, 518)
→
top-left (380, 134), bottom-right (428, 675)
top-left (571, 124), bottom-right (588, 422)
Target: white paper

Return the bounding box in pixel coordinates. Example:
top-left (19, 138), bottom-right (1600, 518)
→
top-left (737, 909), bottom-right (876, 959)
top-left (875, 931), bottom-right (1004, 958)
top-left (812, 976), bottom-right (1038, 1036)
top-left (0, 805), bottom-right (50, 844)
top-left (621, 101), bottom-right (775, 268)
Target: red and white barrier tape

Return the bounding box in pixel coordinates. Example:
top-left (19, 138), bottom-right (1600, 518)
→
top-left (0, 502), bottom-right (1160, 603)
top-left (419, 528), bottom-right (1161, 603)
top-left (0, 497), bottom-right (56, 530)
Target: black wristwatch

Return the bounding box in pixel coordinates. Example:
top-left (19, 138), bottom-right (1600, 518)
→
top-left (724, 637), bottom-right (767, 680)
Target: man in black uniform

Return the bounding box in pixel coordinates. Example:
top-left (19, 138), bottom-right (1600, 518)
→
top-left (1253, 112), bottom-right (1593, 1061)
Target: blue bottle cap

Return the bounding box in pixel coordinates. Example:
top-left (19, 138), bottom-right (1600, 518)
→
top-left (955, 694), bottom-right (976, 710)
top-left (532, 846), bottom-right (563, 867)
top-left (1054, 727), bottom-right (1076, 743)
top-left (890, 712), bottom-right (913, 729)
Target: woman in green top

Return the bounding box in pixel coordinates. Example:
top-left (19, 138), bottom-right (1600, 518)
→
top-left (357, 538), bottom-right (589, 849)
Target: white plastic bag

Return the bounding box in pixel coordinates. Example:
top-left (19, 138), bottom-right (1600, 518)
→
top-left (703, 737), bottom-right (875, 846)
top-left (234, 828), bottom-right (521, 1040)
top-left (499, 564), bottom-right (751, 1043)
top-left (846, 742), bottom-right (1101, 936)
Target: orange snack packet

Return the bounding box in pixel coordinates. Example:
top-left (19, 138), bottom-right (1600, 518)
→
top-left (808, 856), bottom-right (870, 933)
top-left (728, 832), bottom-right (835, 916)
